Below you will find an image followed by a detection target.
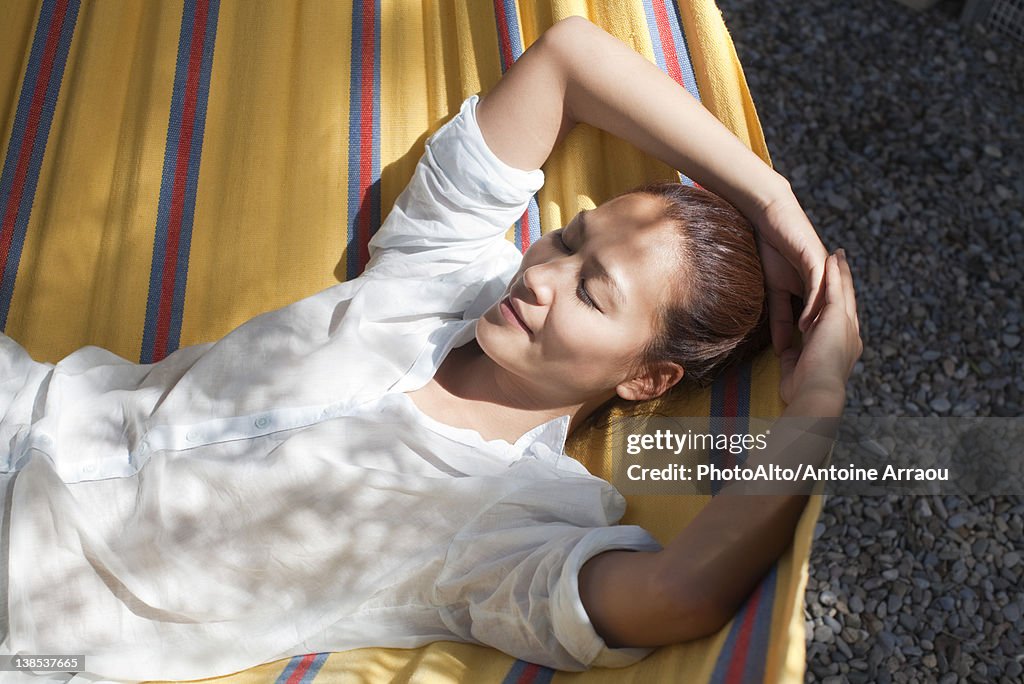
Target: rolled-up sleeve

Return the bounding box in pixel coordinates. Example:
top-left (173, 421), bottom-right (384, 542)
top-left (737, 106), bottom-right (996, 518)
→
top-left (365, 95), bottom-right (544, 279)
top-left (433, 474), bottom-right (663, 671)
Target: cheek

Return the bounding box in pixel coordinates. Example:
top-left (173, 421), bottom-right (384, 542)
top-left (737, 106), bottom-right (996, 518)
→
top-left (544, 313), bottom-right (632, 364)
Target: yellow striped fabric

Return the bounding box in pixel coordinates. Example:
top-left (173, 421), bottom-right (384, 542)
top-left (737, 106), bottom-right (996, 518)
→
top-left (0, 0), bottom-right (819, 682)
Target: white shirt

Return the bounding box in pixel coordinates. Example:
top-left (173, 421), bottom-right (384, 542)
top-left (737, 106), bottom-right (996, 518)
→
top-left (0, 96), bottom-right (659, 682)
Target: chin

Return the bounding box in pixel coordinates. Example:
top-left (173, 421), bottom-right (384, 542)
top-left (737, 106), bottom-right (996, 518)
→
top-left (473, 314), bottom-right (516, 370)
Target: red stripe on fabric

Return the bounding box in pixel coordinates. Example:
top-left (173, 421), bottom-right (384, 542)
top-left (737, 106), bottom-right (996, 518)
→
top-left (494, 0), bottom-right (515, 72)
top-left (651, 0), bottom-right (684, 86)
top-left (356, 0), bottom-right (375, 272)
top-left (723, 581), bottom-right (763, 684)
top-left (153, 0), bottom-right (209, 361)
top-left (285, 654), bottom-right (316, 684)
top-left (516, 662), bottom-right (541, 683)
top-left (0, 0), bottom-right (70, 278)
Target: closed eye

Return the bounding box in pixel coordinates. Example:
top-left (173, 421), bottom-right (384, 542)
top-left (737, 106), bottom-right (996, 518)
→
top-left (576, 281), bottom-right (597, 309)
top-left (552, 230), bottom-right (600, 311)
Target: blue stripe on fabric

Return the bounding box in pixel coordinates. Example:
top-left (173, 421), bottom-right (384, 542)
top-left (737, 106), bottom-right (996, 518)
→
top-left (501, 660), bottom-right (528, 684)
top-left (526, 197), bottom-right (540, 248)
top-left (641, 0), bottom-right (699, 187)
top-left (273, 655), bottom-right (305, 684)
top-left (142, 0), bottom-right (198, 362)
top-left (734, 360), bottom-right (752, 419)
top-left (141, 0), bottom-right (220, 362)
top-left (641, 0), bottom-right (670, 75)
top-left (730, 363), bottom-right (752, 471)
top-left (708, 374), bottom-right (725, 495)
top-left (709, 563), bottom-right (778, 684)
top-left (344, 0), bottom-right (381, 280)
top-left (370, 0), bottom-right (381, 251)
top-left (300, 652), bottom-right (330, 683)
top-left (500, 660), bottom-right (557, 684)
top-left (708, 363), bottom-right (752, 496)
top-left (0, 0), bottom-right (54, 215)
top-left (142, 0), bottom-right (195, 358)
top-left (709, 599), bottom-right (746, 683)
top-left (279, 652), bottom-right (330, 684)
top-left (493, 0), bottom-right (524, 73)
top-left (493, 0), bottom-right (537, 253)
top-left (168, 0), bottom-right (220, 354)
top-left (0, 0), bottom-right (57, 244)
top-left (0, 0), bottom-right (81, 329)
top-left (344, 0), bottom-right (364, 279)
top-left (514, 198), bottom-right (540, 254)
top-left (742, 563), bottom-right (777, 682)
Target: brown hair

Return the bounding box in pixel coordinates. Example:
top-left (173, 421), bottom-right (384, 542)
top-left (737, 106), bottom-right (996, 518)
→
top-left (633, 181), bottom-right (770, 389)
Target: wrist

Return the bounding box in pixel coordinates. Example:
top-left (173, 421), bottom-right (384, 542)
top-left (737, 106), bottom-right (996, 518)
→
top-left (784, 385), bottom-right (847, 417)
top-left (751, 175), bottom-right (796, 220)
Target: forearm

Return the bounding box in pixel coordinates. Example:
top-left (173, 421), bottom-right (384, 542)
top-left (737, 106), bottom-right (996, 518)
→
top-left (580, 389), bottom-right (844, 648)
top-left (654, 389), bottom-right (845, 639)
top-left (554, 17), bottom-right (791, 218)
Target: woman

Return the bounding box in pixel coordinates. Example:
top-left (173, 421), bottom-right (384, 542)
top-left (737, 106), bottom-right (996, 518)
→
top-left (0, 16), bottom-right (861, 682)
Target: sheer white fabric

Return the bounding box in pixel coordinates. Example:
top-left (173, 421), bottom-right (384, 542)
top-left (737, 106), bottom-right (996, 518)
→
top-left (0, 96), bottom-right (659, 682)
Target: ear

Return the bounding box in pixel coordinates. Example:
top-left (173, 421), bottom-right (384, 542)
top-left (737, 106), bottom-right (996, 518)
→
top-left (615, 361), bottom-right (685, 402)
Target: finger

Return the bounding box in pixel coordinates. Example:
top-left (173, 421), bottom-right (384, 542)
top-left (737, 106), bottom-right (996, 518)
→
top-left (837, 249), bottom-right (859, 329)
top-left (768, 288), bottom-right (794, 355)
top-left (824, 252), bottom-right (842, 303)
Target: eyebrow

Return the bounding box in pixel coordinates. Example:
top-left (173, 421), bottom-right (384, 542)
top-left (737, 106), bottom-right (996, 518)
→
top-left (577, 211), bottom-right (626, 310)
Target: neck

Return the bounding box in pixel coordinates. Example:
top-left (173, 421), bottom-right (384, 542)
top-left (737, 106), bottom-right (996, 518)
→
top-left (437, 341), bottom-right (614, 439)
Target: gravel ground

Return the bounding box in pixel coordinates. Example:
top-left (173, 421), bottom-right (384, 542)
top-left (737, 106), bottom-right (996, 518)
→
top-left (713, 0), bottom-right (1024, 682)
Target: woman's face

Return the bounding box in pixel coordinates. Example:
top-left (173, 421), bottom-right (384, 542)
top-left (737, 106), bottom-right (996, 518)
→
top-left (477, 192), bottom-right (683, 404)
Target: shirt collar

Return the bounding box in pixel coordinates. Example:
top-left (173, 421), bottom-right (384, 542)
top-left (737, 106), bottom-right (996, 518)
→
top-left (512, 413), bottom-right (571, 454)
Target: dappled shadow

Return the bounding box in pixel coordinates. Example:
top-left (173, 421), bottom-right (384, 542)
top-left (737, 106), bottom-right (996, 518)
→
top-left (333, 124), bottom-right (438, 284)
top-left (8, 407), bottom-right (509, 681)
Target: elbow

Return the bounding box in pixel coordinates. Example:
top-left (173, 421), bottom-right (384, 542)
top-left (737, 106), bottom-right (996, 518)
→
top-left (543, 15), bottom-right (603, 63)
top-left (549, 14), bottom-right (596, 36)
top-left (654, 560), bottom-right (734, 642)
top-left (534, 16), bottom-right (600, 121)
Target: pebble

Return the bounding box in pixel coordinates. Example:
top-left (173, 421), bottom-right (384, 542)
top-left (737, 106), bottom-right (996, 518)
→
top-left (716, 0), bottom-right (1024, 681)
top-left (1005, 551), bottom-right (1021, 568)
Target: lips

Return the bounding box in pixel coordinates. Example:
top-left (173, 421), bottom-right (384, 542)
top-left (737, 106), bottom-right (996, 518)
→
top-left (501, 296), bottom-right (532, 334)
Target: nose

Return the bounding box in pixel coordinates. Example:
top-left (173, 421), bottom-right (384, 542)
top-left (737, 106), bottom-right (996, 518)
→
top-left (521, 256), bottom-right (569, 307)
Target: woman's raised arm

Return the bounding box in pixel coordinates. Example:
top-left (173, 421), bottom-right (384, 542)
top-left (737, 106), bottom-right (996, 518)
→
top-left (476, 16), bottom-right (829, 353)
top-left (579, 250), bottom-right (861, 649)
top-left (477, 16), bottom-right (786, 217)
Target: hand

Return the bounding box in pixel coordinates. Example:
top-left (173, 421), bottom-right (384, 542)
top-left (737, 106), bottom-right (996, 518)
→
top-left (779, 250), bottom-right (862, 406)
top-left (754, 192), bottom-right (829, 355)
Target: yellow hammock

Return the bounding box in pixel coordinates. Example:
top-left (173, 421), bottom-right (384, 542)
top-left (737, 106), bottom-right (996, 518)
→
top-left (0, 0), bottom-right (820, 682)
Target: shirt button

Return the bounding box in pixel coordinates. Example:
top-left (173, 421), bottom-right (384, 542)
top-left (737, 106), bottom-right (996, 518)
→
top-left (38, 434), bottom-right (53, 446)
top-left (255, 416), bottom-right (270, 429)
top-left (186, 430), bottom-right (201, 442)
